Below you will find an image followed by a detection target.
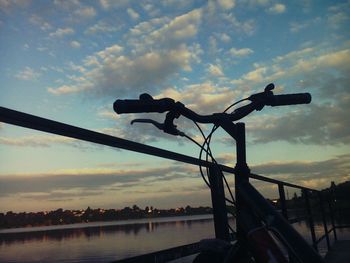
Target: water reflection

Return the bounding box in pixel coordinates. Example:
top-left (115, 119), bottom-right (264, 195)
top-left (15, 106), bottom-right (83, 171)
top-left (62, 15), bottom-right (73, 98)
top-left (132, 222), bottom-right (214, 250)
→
top-left (0, 216), bottom-right (215, 263)
top-left (0, 215), bottom-right (349, 263)
top-left (0, 217), bottom-right (213, 246)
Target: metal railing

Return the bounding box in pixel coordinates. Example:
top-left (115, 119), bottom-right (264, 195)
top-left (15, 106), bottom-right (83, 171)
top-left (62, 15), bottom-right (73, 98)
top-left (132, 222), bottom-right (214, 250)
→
top-left (0, 106), bottom-right (346, 262)
top-left (249, 173), bottom-right (340, 253)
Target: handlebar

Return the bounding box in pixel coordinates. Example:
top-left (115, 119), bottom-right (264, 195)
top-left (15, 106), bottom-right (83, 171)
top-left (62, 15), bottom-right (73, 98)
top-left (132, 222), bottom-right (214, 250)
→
top-left (114, 93), bottom-right (175, 114)
top-left (113, 84), bottom-right (311, 125)
top-left (114, 95), bottom-right (225, 124)
top-left (266, 93), bottom-right (311, 106)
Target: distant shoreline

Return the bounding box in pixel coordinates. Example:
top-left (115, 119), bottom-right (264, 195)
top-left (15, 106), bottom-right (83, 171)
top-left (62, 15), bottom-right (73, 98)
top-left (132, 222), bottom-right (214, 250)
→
top-left (0, 214), bottom-right (214, 234)
top-left (0, 205), bottom-right (215, 231)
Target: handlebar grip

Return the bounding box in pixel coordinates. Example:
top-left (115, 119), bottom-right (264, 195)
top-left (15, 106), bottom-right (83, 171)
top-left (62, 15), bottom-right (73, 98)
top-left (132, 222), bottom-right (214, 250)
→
top-left (113, 97), bottom-right (175, 114)
top-left (267, 93), bottom-right (311, 106)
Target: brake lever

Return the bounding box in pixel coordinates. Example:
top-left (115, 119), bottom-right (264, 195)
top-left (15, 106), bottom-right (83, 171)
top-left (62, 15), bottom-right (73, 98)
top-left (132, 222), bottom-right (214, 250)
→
top-left (131, 119), bottom-right (164, 130)
top-left (130, 118), bottom-right (185, 136)
top-left (247, 83), bottom-right (275, 111)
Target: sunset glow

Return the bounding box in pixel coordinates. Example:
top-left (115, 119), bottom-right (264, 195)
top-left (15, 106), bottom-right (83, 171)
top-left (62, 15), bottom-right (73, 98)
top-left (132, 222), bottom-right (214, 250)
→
top-left (1, 0), bottom-right (349, 212)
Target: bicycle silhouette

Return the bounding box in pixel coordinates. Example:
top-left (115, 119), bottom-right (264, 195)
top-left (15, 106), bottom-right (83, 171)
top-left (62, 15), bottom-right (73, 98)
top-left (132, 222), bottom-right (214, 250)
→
top-left (114, 83), bottom-right (324, 263)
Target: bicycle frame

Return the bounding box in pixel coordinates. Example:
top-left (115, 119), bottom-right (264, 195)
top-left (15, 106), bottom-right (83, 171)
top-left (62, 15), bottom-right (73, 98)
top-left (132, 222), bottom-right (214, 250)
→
top-left (113, 88), bottom-right (324, 262)
top-left (216, 120), bottom-right (324, 263)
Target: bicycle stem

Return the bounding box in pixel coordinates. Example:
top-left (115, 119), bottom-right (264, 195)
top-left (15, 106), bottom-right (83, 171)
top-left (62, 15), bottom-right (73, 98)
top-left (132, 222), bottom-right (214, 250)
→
top-left (217, 118), bottom-right (324, 263)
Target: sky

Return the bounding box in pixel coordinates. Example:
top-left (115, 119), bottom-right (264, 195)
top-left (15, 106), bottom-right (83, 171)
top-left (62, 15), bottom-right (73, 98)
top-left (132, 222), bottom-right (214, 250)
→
top-left (0, 0), bottom-right (349, 213)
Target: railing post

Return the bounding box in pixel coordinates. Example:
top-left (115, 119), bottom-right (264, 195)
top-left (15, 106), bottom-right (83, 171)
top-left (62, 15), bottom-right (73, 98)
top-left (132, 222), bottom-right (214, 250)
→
top-left (328, 195), bottom-right (337, 241)
top-left (329, 183), bottom-right (338, 241)
top-left (278, 184), bottom-right (296, 263)
top-left (318, 192), bottom-right (330, 250)
top-left (303, 189), bottom-right (317, 251)
top-left (208, 165), bottom-right (230, 241)
top-left (278, 184), bottom-right (288, 219)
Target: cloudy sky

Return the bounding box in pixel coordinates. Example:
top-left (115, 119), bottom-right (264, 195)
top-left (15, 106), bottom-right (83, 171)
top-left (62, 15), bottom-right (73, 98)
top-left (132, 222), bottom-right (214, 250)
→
top-left (0, 0), bottom-right (349, 212)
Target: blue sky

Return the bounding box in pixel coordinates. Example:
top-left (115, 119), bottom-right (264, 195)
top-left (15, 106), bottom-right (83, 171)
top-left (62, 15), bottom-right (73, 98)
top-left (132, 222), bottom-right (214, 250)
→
top-left (0, 0), bottom-right (349, 212)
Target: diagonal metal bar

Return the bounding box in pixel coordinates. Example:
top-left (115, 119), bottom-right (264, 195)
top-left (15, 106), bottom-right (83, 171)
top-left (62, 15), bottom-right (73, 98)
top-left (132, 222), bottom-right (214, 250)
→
top-left (0, 106), bottom-right (235, 173)
top-left (0, 106), bottom-right (323, 193)
top-left (250, 172), bottom-right (317, 191)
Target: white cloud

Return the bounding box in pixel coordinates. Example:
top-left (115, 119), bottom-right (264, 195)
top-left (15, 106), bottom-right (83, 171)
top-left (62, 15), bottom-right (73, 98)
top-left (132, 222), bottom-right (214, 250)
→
top-left (129, 17), bottom-right (170, 36)
top-left (268, 3), bottom-right (286, 14)
top-left (49, 66), bottom-right (64, 73)
top-left (251, 155), bottom-right (350, 189)
top-left (328, 12), bottom-right (349, 29)
top-left (99, 0), bottom-right (129, 10)
top-left (15, 67), bottom-right (41, 80)
top-left (288, 18), bottom-right (322, 33)
top-left (224, 13), bottom-right (256, 35)
top-left (217, 0), bottom-right (236, 10)
top-left (48, 85), bottom-right (86, 95)
top-left (53, 0), bottom-right (80, 9)
top-left (96, 44), bottom-right (123, 59)
top-left (49, 8), bottom-right (204, 97)
top-left (49, 27), bottom-right (75, 38)
top-left (0, 164), bottom-right (195, 201)
top-left (48, 45), bottom-right (196, 97)
top-left (37, 47), bottom-right (48, 52)
top-left (97, 109), bottom-right (119, 120)
top-left (247, 96), bottom-right (350, 145)
top-left (157, 82), bottom-right (242, 114)
top-left (53, 2), bottom-right (95, 23)
top-left (273, 47), bottom-right (314, 63)
top-left (126, 9), bottom-right (202, 55)
top-left (161, 0), bottom-right (197, 9)
top-left (142, 3), bottom-right (154, 12)
top-left (229, 47), bottom-right (254, 57)
top-left (85, 21), bottom-right (122, 35)
top-left (29, 15), bottom-right (52, 31)
top-left (232, 48), bottom-right (350, 87)
top-left (127, 8), bottom-right (140, 20)
top-left (244, 0), bottom-right (270, 7)
top-left (99, 0), bottom-right (110, 9)
top-left (208, 36), bottom-right (219, 54)
top-left (74, 6), bottom-right (96, 19)
top-left (232, 66), bottom-right (267, 85)
top-left (229, 46), bottom-right (350, 145)
top-left (0, 0), bottom-right (29, 11)
top-left (218, 33), bottom-right (231, 43)
top-left (208, 64), bottom-right (224, 77)
top-left (0, 135), bottom-right (75, 147)
top-left (70, 41), bottom-right (81, 48)
top-left (83, 56), bottom-right (100, 67)
top-left (141, 2), bottom-right (161, 17)
top-left (145, 8), bottom-right (202, 47)
top-left (68, 61), bottom-right (86, 73)
top-left (289, 22), bottom-right (306, 33)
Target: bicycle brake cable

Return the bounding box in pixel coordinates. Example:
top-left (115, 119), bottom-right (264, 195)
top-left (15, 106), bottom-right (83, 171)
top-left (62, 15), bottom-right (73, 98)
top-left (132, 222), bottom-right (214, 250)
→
top-left (197, 98), bottom-right (250, 214)
top-left (182, 97), bottom-right (249, 219)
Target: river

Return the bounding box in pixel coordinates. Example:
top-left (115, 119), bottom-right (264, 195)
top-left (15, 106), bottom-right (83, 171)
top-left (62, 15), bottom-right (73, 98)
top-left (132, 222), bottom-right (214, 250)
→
top-left (0, 214), bottom-right (349, 262)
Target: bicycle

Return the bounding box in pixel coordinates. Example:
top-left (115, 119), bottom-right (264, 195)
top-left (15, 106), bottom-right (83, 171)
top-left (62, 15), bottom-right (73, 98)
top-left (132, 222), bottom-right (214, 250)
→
top-left (113, 83), bottom-right (325, 263)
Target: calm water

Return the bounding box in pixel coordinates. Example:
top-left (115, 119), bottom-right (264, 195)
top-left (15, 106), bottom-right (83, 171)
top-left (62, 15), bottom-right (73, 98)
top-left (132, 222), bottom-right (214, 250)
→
top-left (0, 215), bottom-right (215, 263)
top-left (0, 214), bottom-right (349, 263)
